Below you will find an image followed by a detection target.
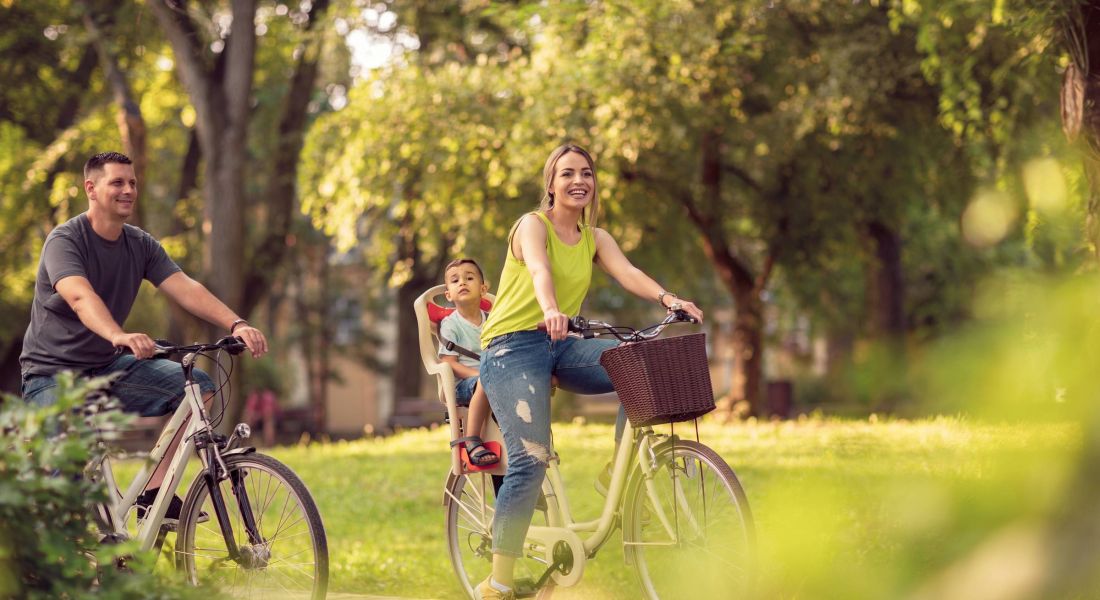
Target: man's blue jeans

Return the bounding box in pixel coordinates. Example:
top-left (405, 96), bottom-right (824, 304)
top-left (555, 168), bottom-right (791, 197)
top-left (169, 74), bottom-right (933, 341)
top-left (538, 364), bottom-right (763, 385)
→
top-left (22, 354), bottom-right (215, 416)
top-left (479, 330), bottom-right (619, 557)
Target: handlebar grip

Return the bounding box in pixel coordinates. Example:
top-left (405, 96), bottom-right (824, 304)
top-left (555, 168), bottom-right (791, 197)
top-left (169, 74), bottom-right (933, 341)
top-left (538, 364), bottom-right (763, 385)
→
top-left (536, 316), bottom-right (588, 333)
top-left (217, 335), bottom-right (248, 356)
top-left (672, 309), bottom-right (698, 324)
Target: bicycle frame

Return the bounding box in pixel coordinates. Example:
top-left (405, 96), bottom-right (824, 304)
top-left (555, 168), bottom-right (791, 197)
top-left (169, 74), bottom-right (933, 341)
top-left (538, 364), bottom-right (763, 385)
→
top-left (90, 379), bottom-right (207, 551)
top-left (452, 419), bottom-right (684, 588)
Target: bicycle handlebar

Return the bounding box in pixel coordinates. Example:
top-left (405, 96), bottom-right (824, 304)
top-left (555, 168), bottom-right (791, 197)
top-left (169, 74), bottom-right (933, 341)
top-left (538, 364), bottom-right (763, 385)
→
top-left (537, 310), bottom-right (698, 342)
top-left (116, 336), bottom-right (248, 358)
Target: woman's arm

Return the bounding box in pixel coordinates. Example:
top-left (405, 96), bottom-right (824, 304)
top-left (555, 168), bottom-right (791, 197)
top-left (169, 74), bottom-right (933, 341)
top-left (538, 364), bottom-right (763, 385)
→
top-left (514, 214), bottom-right (571, 339)
top-left (593, 228), bottom-right (704, 323)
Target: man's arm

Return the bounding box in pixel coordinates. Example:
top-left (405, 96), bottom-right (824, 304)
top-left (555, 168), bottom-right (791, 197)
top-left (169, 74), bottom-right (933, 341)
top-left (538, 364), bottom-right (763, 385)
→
top-left (55, 275), bottom-right (158, 358)
top-left (157, 272), bottom-right (268, 357)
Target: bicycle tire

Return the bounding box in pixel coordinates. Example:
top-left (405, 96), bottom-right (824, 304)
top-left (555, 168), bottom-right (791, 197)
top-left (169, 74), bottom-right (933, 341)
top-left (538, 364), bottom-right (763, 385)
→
top-left (444, 470), bottom-right (551, 599)
top-left (623, 440), bottom-right (754, 600)
top-left (176, 452), bottom-right (329, 599)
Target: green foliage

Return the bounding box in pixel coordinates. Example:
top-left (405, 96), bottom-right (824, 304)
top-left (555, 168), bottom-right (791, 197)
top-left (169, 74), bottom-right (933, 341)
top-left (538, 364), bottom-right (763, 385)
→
top-left (0, 374), bottom-right (215, 599)
top-left (300, 57), bottom-right (529, 285)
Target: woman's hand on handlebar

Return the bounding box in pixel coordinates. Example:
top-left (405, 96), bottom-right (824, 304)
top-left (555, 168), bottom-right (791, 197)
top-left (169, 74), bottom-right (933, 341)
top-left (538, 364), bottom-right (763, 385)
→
top-left (668, 298), bottom-right (704, 324)
top-left (232, 324), bottom-right (269, 358)
top-left (542, 308), bottom-right (571, 341)
top-left (111, 332), bottom-right (157, 359)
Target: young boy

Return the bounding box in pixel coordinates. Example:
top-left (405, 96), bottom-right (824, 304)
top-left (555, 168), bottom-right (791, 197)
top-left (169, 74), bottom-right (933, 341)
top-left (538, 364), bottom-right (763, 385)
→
top-left (438, 258), bottom-right (499, 467)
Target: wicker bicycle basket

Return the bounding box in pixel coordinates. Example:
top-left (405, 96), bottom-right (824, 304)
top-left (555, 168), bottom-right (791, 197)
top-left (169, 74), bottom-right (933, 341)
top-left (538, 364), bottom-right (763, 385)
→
top-left (599, 333), bottom-right (715, 427)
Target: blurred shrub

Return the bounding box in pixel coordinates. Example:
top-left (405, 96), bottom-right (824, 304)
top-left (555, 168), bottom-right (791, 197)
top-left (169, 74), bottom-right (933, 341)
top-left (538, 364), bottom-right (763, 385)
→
top-left (0, 373), bottom-right (216, 599)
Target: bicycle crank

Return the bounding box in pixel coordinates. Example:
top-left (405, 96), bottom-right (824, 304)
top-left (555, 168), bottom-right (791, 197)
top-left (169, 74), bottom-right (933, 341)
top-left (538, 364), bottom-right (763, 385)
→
top-left (526, 525), bottom-right (585, 587)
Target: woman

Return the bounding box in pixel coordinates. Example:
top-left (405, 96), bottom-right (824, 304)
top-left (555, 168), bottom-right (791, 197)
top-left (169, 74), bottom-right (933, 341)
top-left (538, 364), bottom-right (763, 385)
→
top-left (476, 143), bottom-right (704, 599)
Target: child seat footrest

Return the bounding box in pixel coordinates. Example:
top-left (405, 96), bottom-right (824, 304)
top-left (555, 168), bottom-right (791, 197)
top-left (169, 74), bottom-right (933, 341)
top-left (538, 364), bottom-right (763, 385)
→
top-left (449, 436), bottom-right (503, 472)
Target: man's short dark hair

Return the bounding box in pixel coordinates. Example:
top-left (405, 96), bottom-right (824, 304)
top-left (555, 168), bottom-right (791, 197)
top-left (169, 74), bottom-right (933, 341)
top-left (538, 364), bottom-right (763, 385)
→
top-left (445, 258), bottom-right (484, 281)
top-left (84, 152), bottom-right (133, 180)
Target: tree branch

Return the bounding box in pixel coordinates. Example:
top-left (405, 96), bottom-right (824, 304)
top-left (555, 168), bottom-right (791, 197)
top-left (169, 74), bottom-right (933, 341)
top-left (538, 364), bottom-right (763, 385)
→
top-left (223, 0), bottom-right (257, 131)
top-left (241, 0), bottom-right (330, 315)
top-left (149, 0), bottom-right (218, 143)
top-left (81, 0), bottom-right (147, 229)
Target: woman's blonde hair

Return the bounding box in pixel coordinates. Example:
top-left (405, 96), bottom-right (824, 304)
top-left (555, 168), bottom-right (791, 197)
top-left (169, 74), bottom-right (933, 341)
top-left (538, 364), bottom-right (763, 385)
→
top-left (539, 143), bottom-right (599, 228)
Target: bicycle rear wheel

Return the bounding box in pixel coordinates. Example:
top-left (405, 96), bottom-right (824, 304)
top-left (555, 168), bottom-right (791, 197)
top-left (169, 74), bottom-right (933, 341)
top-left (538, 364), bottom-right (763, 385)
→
top-left (176, 452), bottom-right (328, 599)
top-left (623, 440), bottom-right (754, 600)
top-left (444, 470), bottom-right (551, 598)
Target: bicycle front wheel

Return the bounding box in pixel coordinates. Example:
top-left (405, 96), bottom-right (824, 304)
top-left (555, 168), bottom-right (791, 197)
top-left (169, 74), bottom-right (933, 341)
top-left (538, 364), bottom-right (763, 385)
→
top-left (176, 452), bottom-right (329, 599)
top-left (623, 440), bottom-right (754, 600)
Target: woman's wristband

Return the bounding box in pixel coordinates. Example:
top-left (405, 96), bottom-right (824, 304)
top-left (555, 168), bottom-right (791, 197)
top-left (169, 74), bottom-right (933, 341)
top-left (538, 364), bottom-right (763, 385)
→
top-left (229, 318), bottom-right (249, 333)
top-left (657, 290), bottom-right (677, 308)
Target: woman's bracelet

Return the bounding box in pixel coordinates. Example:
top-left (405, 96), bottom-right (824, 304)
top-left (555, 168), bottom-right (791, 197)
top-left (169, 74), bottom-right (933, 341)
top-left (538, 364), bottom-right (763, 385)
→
top-left (656, 290), bottom-right (677, 308)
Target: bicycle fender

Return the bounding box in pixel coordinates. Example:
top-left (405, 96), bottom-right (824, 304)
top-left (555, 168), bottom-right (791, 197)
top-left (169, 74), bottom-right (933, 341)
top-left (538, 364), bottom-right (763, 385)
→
top-left (221, 446), bottom-right (257, 458)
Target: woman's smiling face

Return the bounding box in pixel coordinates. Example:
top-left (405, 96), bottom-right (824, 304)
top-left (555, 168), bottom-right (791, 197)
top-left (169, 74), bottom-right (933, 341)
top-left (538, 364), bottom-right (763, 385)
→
top-left (549, 151), bottom-right (595, 212)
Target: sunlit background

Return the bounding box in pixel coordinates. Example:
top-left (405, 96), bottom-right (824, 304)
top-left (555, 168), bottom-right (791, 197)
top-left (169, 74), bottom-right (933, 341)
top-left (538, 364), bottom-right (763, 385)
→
top-left (2, 0), bottom-right (1100, 598)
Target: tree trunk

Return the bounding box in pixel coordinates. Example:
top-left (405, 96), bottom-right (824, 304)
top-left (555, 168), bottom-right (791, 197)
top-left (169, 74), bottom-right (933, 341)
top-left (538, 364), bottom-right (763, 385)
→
top-left (392, 237), bottom-right (445, 413)
top-left (1062, 5), bottom-right (1100, 258)
top-left (731, 288), bottom-right (765, 416)
top-left (152, 0), bottom-right (256, 431)
top-left (241, 0), bottom-right (330, 316)
top-left (81, 1), bottom-right (146, 229)
top-left (865, 220), bottom-right (906, 339)
top-left (677, 129), bottom-right (768, 416)
top-left (0, 315), bottom-right (29, 395)
top-left (394, 277), bottom-right (433, 404)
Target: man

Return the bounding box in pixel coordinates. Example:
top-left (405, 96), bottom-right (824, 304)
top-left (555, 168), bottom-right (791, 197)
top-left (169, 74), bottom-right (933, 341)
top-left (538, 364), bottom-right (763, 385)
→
top-left (20, 151), bottom-right (268, 524)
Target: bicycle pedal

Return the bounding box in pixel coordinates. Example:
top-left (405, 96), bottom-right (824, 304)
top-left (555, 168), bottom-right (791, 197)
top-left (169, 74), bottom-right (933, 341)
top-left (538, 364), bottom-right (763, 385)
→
top-left (513, 578), bottom-right (539, 598)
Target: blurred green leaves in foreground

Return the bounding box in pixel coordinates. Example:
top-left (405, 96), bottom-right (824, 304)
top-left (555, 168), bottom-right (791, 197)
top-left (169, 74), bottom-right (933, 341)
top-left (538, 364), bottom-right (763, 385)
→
top-left (800, 269), bottom-right (1100, 600)
top-left (0, 375), bottom-right (215, 599)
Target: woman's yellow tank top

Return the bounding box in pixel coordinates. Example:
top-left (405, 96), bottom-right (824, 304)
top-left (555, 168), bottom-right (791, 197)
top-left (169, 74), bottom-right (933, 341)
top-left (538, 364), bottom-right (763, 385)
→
top-left (481, 212), bottom-right (596, 346)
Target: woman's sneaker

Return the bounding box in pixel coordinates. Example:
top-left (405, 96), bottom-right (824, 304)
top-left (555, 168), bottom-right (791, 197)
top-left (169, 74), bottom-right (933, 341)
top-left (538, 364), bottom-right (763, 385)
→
top-left (476, 577), bottom-right (516, 600)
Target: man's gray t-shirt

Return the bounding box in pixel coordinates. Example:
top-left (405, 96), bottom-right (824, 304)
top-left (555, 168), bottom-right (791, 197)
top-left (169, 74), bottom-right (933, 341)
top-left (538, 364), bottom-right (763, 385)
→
top-left (20, 213), bottom-right (181, 377)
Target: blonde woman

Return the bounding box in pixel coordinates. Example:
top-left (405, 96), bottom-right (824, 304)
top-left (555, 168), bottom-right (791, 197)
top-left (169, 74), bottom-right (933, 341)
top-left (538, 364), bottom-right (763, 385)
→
top-left (475, 143), bottom-right (703, 599)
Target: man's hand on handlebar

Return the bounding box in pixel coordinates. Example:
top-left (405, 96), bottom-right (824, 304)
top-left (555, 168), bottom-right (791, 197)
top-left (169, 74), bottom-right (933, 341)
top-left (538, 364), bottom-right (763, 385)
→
top-left (111, 332), bottom-right (157, 359)
top-left (232, 324), bottom-right (269, 358)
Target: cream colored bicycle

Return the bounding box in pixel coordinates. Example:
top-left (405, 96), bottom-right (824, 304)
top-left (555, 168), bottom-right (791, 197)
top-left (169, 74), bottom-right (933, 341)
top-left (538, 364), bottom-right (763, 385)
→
top-left (87, 336), bottom-right (328, 599)
top-left (442, 313), bottom-right (755, 599)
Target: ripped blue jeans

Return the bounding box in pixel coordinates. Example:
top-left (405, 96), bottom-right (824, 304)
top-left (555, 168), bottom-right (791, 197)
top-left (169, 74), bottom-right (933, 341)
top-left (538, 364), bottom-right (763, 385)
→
top-left (479, 330), bottom-right (619, 557)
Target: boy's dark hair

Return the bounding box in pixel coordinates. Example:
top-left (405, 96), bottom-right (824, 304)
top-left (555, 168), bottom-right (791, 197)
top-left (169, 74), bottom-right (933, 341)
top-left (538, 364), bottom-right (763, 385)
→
top-left (84, 152), bottom-right (133, 180)
top-left (444, 258), bottom-right (484, 281)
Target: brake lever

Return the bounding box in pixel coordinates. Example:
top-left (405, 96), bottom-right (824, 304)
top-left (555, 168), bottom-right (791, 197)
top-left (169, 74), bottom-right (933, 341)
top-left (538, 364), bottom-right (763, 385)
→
top-left (216, 335), bottom-right (248, 356)
top-left (672, 309), bottom-right (698, 324)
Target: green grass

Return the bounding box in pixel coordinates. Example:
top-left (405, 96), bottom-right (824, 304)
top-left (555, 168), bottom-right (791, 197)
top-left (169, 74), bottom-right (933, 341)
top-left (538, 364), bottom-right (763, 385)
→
top-left (119, 418), bottom-right (1074, 598)
top-left (244, 417), bottom-right (1072, 599)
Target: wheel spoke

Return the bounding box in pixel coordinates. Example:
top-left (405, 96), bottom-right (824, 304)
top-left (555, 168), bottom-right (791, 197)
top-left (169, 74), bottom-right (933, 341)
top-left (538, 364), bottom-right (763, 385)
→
top-left (625, 442), bottom-right (754, 599)
top-left (178, 455), bottom-right (326, 599)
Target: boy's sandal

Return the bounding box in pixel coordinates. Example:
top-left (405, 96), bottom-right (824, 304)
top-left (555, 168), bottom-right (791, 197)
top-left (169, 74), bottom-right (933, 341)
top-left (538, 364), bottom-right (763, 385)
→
top-left (450, 435), bottom-right (500, 467)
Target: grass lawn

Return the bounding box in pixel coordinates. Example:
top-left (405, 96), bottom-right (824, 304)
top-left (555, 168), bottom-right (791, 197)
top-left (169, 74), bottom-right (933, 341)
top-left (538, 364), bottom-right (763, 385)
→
top-left (129, 418), bottom-right (1074, 598)
top-left (247, 418), bottom-right (1073, 599)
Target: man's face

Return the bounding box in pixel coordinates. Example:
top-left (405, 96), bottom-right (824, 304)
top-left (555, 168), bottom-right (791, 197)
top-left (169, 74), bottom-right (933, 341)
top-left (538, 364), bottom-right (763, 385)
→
top-left (86, 162), bottom-right (137, 221)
